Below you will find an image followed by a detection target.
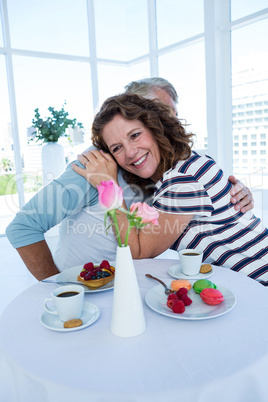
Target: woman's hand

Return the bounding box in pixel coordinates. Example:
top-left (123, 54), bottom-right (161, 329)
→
top-left (72, 149), bottom-right (118, 188)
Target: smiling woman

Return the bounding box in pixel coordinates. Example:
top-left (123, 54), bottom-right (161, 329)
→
top-left (102, 115), bottom-right (161, 182)
top-left (91, 93), bottom-right (194, 193)
top-left (73, 93), bottom-right (268, 286)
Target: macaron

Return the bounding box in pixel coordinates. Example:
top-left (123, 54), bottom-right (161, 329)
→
top-left (200, 288), bottom-right (224, 305)
top-left (193, 279), bottom-right (217, 294)
top-left (171, 279), bottom-right (192, 291)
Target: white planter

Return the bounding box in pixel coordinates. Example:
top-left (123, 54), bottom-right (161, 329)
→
top-left (41, 142), bottom-right (66, 186)
top-left (110, 245), bottom-right (146, 337)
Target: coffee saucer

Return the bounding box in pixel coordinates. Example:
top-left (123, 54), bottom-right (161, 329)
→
top-left (40, 302), bottom-right (100, 332)
top-left (168, 262), bottom-right (214, 280)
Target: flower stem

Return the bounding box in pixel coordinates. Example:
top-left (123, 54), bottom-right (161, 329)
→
top-left (124, 225), bottom-right (132, 247)
top-left (109, 210), bottom-right (122, 247)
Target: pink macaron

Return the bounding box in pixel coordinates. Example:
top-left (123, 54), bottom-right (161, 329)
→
top-left (200, 288), bottom-right (224, 305)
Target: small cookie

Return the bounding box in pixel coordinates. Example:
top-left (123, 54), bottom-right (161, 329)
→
top-left (64, 319), bottom-right (83, 328)
top-left (200, 264), bottom-right (212, 274)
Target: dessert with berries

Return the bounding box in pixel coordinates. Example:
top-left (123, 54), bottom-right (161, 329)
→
top-left (77, 260), bottom-right (115, 289)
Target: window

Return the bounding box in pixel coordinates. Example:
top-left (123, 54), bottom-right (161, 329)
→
top-left (159, 41), bottom-right (207, 150)
top-left (231, 0), bottom-right (268, 20)
top-left (94, 0), bottom-right (149, 61)
top-left (0, 11), bottom-right (3, 46)
top-left (0, 56), bottom-right (17, 233)
top-left (232, 13), bottom-right (268, 184)
top-left (12, 55), bottom-right (93, 166)
top-left (7, 0), bottom-right (89, 56)
top-left (156, 0), bottom-right (204, 49)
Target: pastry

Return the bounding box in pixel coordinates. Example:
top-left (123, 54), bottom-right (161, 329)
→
top-left (77, 260), bottom-right (115, 289)
top-left (193, 279), bottom-right (217, 294)
top-left (200, 288), bottom-right (224, 305)
top-left (64, 319), bottom-right (83, 328)
top-left (199, 264), bottom-right (212, 274)
top-left (171, 279), bottom-right (191, 291)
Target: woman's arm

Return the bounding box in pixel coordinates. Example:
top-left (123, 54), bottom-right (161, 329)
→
top-left (113, 206), bottom-right (193, 258)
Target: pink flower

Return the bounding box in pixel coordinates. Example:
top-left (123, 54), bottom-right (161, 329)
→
top-left (97, 180), bottom-right (123, 211)
top-left (130, 202), bottom-right (159, 225)
top-left (96, 180), bottom-right (159, 247)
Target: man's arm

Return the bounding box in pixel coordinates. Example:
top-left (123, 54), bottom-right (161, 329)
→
top-left (6, 160), bottom-right (99, 280)
top-left (228, 175), bottom-right (254, 213)
top-left (17, 241), bottom-right (60, 281)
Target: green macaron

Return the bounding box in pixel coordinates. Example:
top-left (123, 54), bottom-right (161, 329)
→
top-left (193, 279), bottom-right (217, 294)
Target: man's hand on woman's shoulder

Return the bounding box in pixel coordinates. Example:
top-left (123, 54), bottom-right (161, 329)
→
top-left (228, 175), bottom-right (254, 213)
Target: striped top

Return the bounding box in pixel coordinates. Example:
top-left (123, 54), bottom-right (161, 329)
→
top-left (153, 152), bottom-right (268, 286)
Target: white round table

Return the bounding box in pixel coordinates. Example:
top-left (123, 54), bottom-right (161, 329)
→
top-left (0, 259), bottom-right (268, 402)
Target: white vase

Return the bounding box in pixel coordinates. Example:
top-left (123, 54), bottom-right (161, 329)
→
top-left (111, 245), bottom-right (146, 337)
top-left (41, 142), bottom-right (66, 186)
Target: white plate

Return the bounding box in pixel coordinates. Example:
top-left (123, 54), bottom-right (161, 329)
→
top-left (168, 262), bottom-right (214, 280)
top-left (145, 281), bottom-right (236, 320)
top-left (57, 264), bottom-right (115, 293)
top-left (40, 302), bottom-right (100, 332)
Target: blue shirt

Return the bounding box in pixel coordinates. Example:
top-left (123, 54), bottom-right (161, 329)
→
top-left (6, 161), bottom-right (99, 248)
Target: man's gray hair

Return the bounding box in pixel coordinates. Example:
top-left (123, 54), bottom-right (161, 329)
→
top-left (124, 77), bottom-right (178, 104)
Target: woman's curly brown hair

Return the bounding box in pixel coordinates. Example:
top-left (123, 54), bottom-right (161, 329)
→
top-left (92, 93), bottom-right (194, 194)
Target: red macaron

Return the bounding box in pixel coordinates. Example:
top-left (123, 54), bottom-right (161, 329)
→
top-left (200, 288), bottom-right (224, 305)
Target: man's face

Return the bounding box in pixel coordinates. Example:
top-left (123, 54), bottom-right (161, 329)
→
top-left (148, 87), bottom-right (178, 117)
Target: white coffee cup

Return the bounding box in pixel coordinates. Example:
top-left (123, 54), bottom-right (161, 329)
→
top-left (178, 249), bottom-right (203, 276)
top-left (44, 285), bottom-right (84, 321)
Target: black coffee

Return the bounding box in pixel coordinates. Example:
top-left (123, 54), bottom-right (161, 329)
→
top-left (183, 252), bottom-right (200, 256)
top-left (57, 291), bottom-right (79, 298)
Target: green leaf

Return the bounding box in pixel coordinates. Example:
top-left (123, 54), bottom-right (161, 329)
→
top-left (30, 103), bottom-right (84, 144)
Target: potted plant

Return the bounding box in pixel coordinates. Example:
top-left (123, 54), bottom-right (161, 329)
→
top-left (31, 102), bottom-right (84, 144)
top-left (30, 103), bottom-right (84, 186)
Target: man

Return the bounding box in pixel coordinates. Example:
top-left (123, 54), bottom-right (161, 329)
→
top-left (6, 77), bottom-right (254, 280)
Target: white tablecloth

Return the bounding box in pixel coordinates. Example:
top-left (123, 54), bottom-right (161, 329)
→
top-left (0, 259), bottom-right (268, 402)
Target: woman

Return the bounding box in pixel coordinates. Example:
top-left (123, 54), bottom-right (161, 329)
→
top-left (73, 93), bottom-right (268, 285)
